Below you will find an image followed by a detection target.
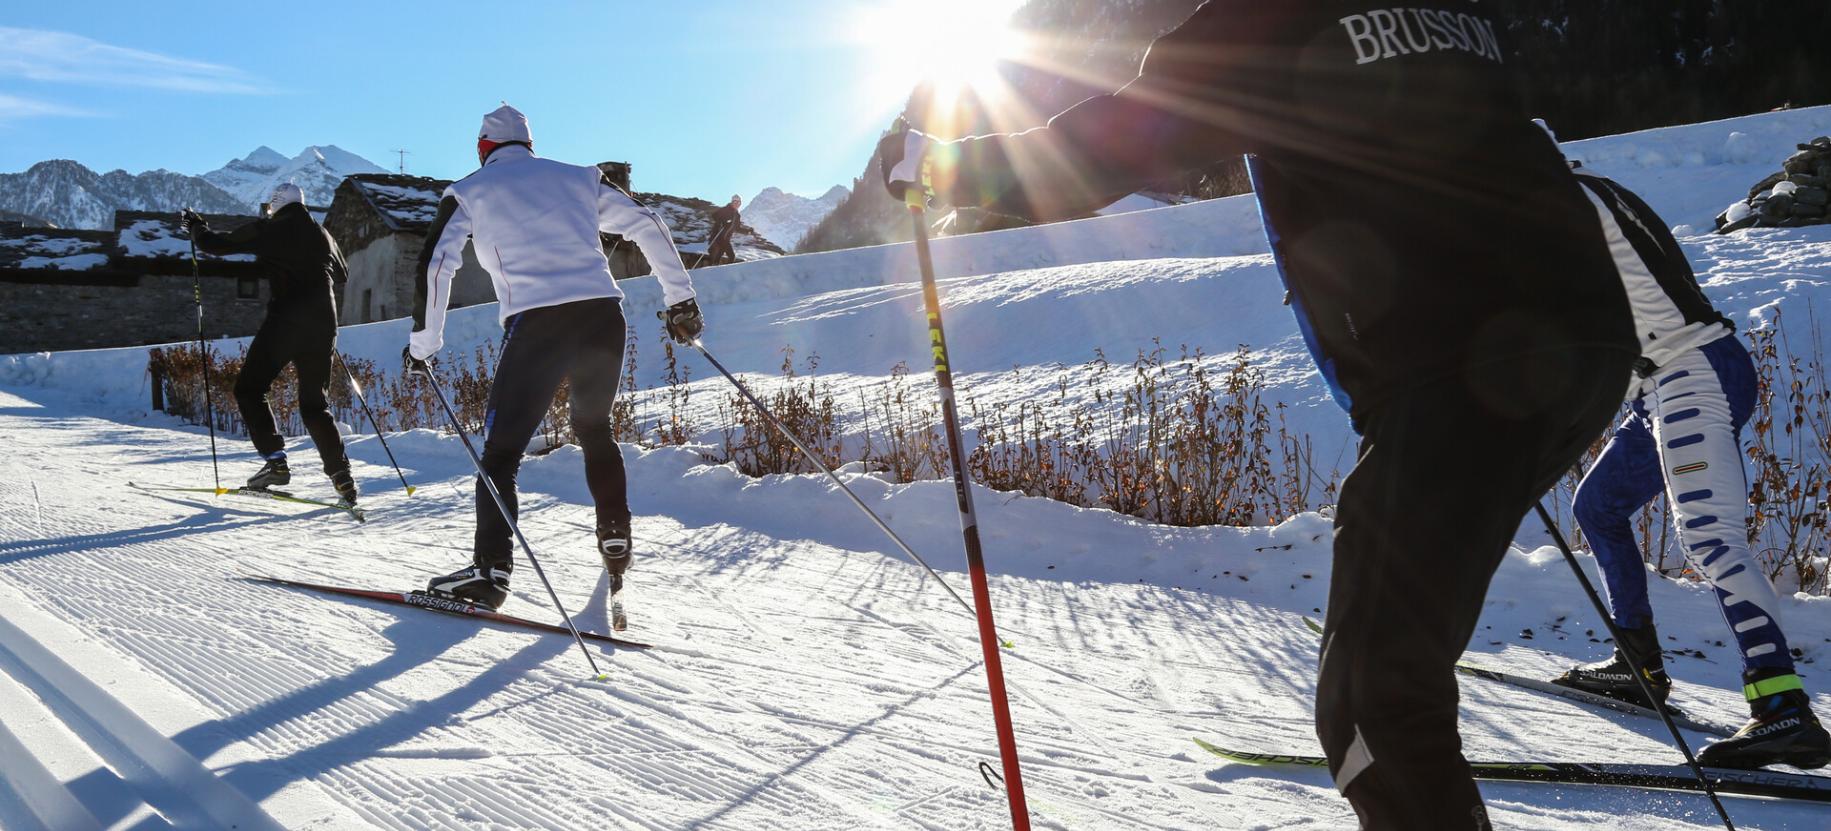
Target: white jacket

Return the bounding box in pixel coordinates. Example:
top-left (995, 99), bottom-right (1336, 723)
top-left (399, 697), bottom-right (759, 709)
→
top-left (410, 145), bottom-right (695, 358)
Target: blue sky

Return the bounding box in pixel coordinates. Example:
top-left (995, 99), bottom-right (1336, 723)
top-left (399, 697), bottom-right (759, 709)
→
top-left (0, 1), bottom-right (957, 203)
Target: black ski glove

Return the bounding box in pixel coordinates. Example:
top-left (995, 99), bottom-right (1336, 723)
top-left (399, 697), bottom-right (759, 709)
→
top-left (877, 125), bottom-right (933, 203)
top-left (401, 346), bottom-right (432, 380)
top-left (659, 298), bottom-right (704, 345)
top-left (179, 209), bottom-right (205, 235)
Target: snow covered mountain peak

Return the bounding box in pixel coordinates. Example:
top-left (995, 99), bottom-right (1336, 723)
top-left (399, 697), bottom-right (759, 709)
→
top-left (743, 184), bottom-right (849, 251)
top-left (202, 145), bottom-right (387, 211)
top-left (240, 146), bottom-right (289, 167)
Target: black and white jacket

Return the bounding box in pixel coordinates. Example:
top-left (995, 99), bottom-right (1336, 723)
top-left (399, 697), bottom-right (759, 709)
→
top-left (1572, 167), bottom-right (1732, 385)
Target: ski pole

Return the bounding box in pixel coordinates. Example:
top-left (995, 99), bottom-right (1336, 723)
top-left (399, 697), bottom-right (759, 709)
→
top-left (689, 339), bottom-right (982, 624)
top-left (903, 187), bottom-right (1031, 830)
top-left (1534, 501), bottom-right (1735, 830)
top-left (421, 371), bottom-right (606, 680)
top-left (334, 352), bottom-right (416, 496)
top-left (186, 221), bottom-right (222, 493)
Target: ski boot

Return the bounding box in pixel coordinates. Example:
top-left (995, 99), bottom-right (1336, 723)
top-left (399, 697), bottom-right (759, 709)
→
top-left (1552, 624), bottom-right (1671, 709)
top-left (246, 454), bottom-right (291, 491)
top-left (426, 564), bottom-right (511, 611)
top-left (1698, 675), bottom-right (1831, 770)
top-left (597, 518), bottom-right (634, 577)
top-left (327, 463), bottom-right (359, 506)
top-left (598, 519), bottom-right (632, 631)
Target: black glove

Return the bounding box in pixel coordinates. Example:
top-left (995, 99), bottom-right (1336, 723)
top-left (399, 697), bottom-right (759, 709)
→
top-left (179, 209), bottom-right (205, 235)
top-left (659, 298), bottom-right (704, 345)
top-left (877, 125), bottom-right (932, 203)
top-left (402, 346), bottom-right (432, 380)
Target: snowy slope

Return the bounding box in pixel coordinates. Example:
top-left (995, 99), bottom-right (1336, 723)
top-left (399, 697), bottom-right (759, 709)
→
top-left (203, 145), bottom-right (388, 211)
top-left (4, 107), bottom-right (1831, 829)
top-left (744, 185), bottom-right (849, 250)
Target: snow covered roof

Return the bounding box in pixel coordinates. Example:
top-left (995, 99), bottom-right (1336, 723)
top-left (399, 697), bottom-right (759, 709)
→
top-left (339, 174), bottom-right (450, 232)
top-left (0, 227), bottom-right (114, 274)
top-left (113, 211), bottom-right (257, 264)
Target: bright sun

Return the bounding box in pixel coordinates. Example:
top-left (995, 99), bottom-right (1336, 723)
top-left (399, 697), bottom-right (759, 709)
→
top-left (856, 0), bottom-right (1026, 115)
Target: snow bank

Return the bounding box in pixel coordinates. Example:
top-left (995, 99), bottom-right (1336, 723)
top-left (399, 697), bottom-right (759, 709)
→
top-left (1562, 105), bottom-right (1831, 229)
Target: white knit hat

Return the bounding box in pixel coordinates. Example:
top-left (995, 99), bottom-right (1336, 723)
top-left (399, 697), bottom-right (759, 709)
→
top-left (479, 103), bottom-right (532, 144)
top-left (268, 182), bottom-right (304, 212)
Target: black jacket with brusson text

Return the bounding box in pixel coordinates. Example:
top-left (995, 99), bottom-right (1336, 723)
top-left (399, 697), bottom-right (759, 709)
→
top-left (192, 202), bottom-right (346, 325)
top-left (932, 0), bottom-right (1636, 422)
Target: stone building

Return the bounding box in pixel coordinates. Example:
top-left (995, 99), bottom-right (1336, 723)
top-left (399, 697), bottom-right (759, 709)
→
top-left (321, 174), bottom-right (496, 325)
top-left (0, 212), bottom-right (270, 354)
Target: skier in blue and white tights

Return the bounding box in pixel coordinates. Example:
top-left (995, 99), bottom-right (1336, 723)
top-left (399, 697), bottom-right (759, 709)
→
top-left (1547, 131), bottom-right (1831, 769)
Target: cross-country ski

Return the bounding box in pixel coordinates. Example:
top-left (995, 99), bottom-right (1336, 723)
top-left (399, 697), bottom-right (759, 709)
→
top-left (244, 574), bottom-right (652, 649)
top-left (130, 481), bottom-right (367, 522)
top-left (1194, 740), bottom-right (1831, 805)
top-left (5, 3), bottom-right (1831, 829)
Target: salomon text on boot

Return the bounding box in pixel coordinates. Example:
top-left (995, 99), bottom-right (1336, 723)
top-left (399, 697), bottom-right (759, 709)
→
top-left (1553, 624), bottom-right (1672, 709)
top-left (1698, 674), bottom-right (1831, 770)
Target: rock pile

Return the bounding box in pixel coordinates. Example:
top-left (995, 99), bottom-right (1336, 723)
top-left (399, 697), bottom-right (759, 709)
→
top-left (1715, 136), bottom-right (1831, 233)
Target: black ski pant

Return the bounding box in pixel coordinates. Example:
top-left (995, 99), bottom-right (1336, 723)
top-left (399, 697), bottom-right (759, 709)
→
top-left (474, 297), bottom-right (629, 570)
top-left (1315, 345), bottom-right (1635, 830)
top-left (234, 311), bottom-right (347, 473)
top-left (705, 231), bottom-right (736, 266)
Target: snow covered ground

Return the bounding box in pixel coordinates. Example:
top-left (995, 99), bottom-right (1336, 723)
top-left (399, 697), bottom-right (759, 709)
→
top-left (4, 106), bottom-right (1831, 829)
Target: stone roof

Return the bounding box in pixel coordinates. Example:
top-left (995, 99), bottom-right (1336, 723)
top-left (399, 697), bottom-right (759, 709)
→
top-left (0, 227), bottom-right (113, 273)
top-left (114, 210), bottom-right (259, 265)
top-left (342, 174), bottom-right (451, 232)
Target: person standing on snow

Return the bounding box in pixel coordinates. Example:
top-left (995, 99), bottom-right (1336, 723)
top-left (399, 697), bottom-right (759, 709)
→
top-left (406, 104), bottom-right (703, 612)
top-left (181, 183), bottom-right (358, 506)
top-left (876, 3), bottom-right (1636, 827)
top-left (1541, 131), bottom-right (1831, 769)
top-left (704, 194), bottom-right (741, 266)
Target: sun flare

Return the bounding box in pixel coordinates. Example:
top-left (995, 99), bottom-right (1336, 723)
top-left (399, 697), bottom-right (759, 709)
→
top-left (856, 0), bottom-right (1027, 116)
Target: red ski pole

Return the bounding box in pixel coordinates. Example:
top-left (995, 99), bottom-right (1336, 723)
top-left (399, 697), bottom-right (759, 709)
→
top-left (903, 187), bottom-right (1030, 829)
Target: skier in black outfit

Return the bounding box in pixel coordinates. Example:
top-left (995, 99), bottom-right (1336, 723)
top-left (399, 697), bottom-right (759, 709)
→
top-left (878, 3), bottom-right (1636, 827)
top-left (408, 104), bottom-right (701, 612)
top-left (704, 195), bottom-right (741, 266)
top-left (181, 182), bottom-right (357, 505)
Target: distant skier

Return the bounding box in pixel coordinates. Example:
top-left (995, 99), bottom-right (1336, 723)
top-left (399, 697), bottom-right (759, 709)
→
top-left (407, 103), bottom-right (702, 611)
top-left (1541, 132), bottom-right (1831, 769)
top-left (181, 183), bottom-right (357, 505)
top-left (704, 194), bottom-right (741, 266)
top-left (877, 2), bottom-right (1636, 827)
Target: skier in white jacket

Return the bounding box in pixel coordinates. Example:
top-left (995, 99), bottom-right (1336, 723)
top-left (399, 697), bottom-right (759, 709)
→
top-left (407, 103), bottom-right (703, 612)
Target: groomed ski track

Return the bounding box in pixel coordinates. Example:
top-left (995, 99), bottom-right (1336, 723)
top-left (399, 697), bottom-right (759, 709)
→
top-left (5, 106), bottom-right (1831, 828)
top-left (5, 378), bottom-right (1829, 829)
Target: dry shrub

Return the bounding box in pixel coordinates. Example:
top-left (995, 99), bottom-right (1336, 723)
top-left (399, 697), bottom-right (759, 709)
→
top-left (152, 334), bottom-right (1342, 531)
top-left (718, 347), bottom-right (844, 477)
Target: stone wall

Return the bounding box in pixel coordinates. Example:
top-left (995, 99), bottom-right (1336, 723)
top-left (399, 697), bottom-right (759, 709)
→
top-left (0, 271), bottom-right (269, 353)
top-left (339, 232), bottom-right (496, 326)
